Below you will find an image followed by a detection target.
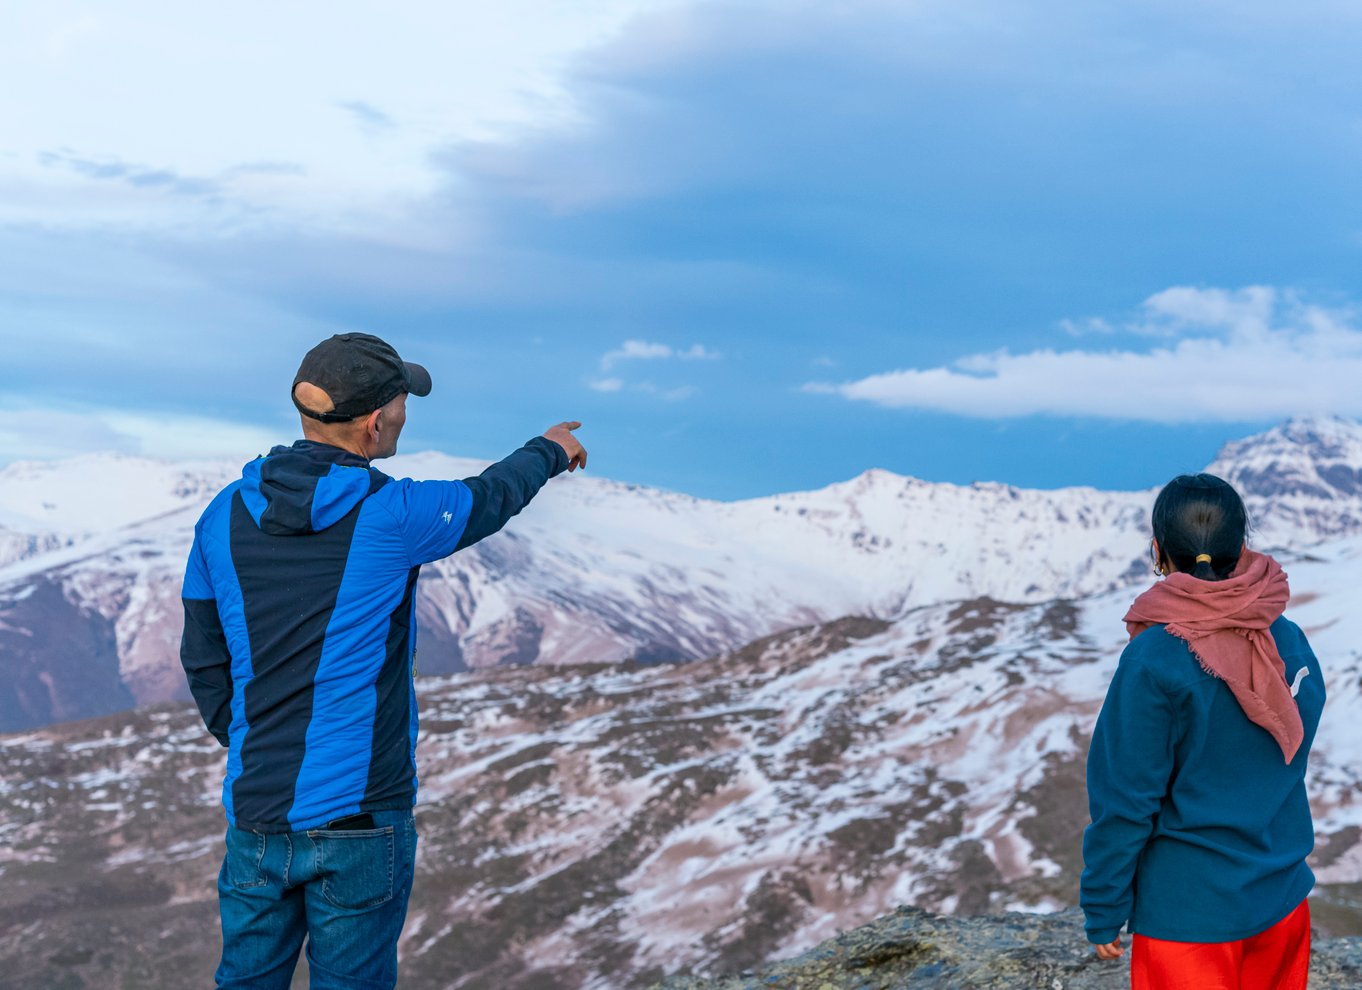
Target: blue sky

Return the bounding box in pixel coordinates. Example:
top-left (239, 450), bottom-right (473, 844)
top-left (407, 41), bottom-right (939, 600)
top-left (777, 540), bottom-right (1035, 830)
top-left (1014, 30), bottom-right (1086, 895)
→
top-left (4, 0), bottom-right (1362, 499)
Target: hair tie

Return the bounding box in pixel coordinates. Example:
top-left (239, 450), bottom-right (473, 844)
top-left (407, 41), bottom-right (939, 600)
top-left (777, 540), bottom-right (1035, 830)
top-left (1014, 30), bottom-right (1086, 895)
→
top-left (1194, 553), bottom-right (1212, 564)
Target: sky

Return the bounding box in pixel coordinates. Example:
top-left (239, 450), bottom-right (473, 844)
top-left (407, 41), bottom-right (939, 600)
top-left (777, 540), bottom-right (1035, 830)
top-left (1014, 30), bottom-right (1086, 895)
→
top-left (3, 0), bottom-right (1362, 499)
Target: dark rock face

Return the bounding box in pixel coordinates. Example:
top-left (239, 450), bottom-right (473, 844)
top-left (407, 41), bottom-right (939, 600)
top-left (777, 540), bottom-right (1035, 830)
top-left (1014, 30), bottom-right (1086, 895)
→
top-left (0, 577), bottom-right (132, 731)
top-left (651, 906), bottom-right (1362, 990)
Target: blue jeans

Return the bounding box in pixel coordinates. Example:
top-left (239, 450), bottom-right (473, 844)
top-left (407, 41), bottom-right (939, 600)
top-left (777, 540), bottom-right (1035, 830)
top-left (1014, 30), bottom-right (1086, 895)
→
top-left (215, 809), bottom-right (418, 990)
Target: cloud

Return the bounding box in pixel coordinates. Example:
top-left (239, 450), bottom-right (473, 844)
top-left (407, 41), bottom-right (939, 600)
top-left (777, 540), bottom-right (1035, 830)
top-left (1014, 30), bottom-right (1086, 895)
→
top-left (1058, 317), bottom-right (1117, 337)
top-left (38, 149), bottom-right (221, 197)
top-left (336, 99), bottom-right (396, 131)
top-left (224, 161), bottom-right (307, 178)
top-left (10, 0), bottom-right (1362, 491)
top-left (0, 404), bottom-right (284, 463)
top-left (585, 377), bottom-right (696, 401)
top-left (590, 340), bottom-right (717, 401)
top-left (602, 340), bottom-right (672, 367)
top-left (37, 150), bottom-right (309, 202)
top-left (599, 339), bottom-right (719, 370)
top-left (1138, 285), bottom-right (1278, 337)
top-left (677, 344), bottom-right (719, 361)
top-left (1059, 287), bottom-right (1280, 339)
top-left (808, 287), bottom-right (1362, 423)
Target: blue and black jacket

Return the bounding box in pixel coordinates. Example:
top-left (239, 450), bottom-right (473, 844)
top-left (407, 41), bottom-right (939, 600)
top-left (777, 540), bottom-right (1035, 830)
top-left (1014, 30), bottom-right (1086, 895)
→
top-left (180, 436), bottom-right (568, 832)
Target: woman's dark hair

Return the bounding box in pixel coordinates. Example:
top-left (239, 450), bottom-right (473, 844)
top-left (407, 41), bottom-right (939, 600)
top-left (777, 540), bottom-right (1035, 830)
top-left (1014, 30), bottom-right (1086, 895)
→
top-left (1151, 473), bottom-right (1249, 581)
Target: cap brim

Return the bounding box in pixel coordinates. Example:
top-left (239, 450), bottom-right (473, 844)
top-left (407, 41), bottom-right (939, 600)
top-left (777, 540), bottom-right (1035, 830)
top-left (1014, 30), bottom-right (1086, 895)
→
top-left (404, 362), bottom-right (432, 397)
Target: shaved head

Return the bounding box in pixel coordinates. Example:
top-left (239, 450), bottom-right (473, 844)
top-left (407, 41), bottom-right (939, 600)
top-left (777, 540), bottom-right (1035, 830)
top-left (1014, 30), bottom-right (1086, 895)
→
top-left (299, 390), bottom-right (408, 460)
top-left (293, 381), bottom-right (338, 416)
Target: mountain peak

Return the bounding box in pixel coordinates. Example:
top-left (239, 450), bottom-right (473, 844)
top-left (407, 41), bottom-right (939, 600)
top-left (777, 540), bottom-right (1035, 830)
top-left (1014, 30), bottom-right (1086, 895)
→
top-left (1265, 414), bottom-right (1362, 447)
top-left (1207, 416), bottom-right (1362, 504)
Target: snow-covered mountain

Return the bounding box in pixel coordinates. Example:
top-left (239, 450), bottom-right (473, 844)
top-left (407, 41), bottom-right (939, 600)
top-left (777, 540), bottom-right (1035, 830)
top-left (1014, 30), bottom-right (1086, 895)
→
top-left (1208, 416), bottom-right (1362, 538)
top-left (6, 531), bottom-right (1362, 989)
top-left (8, 416), bottom-right (1362, 988)
top-left (2, 417), bottom-right (1361, 733)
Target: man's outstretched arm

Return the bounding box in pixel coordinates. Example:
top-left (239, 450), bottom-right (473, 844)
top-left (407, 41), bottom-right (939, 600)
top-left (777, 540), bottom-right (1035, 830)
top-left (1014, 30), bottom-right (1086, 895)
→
top-left (393, 421), bottom-right (588, 564)
top-left (456, 422), bottom-right (586, 551)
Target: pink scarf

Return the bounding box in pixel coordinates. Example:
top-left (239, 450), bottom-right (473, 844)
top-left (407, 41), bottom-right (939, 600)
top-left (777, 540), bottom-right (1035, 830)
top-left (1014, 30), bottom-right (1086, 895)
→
top-left (1123, 549), bottom-right (1302, 764)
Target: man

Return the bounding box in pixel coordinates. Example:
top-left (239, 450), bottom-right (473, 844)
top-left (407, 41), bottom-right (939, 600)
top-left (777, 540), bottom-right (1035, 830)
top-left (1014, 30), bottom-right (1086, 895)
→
top-left (179, 332), bottom-right (586, 989)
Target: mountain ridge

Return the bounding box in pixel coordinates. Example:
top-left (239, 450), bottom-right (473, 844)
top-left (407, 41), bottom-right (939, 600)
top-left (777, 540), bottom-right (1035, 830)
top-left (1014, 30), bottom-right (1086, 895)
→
top-left (3, 416), bottom-right (1362, 733)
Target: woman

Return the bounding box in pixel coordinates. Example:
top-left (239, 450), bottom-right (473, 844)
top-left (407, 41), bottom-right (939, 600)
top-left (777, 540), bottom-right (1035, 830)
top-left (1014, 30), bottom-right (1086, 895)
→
top-left (1080, 473), bottom-right (1325, 989)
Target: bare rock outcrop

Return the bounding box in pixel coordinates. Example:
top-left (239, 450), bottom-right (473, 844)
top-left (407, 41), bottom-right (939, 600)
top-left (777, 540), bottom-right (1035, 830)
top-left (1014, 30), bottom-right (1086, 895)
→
top-left (652, 905), bottom-right (1362, 990)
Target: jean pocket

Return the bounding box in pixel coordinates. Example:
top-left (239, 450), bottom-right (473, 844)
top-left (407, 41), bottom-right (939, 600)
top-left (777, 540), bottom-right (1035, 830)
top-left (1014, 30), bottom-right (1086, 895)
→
top-left (225, 828), bottom-right (268, 889)
top-left (315, 827), bottom-right (395, 910)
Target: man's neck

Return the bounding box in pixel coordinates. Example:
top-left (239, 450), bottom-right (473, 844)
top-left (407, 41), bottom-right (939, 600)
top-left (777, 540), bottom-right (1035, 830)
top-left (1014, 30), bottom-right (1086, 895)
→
top-left (300, 435), bottom-right (371, 461)
top-left (300, 429), bottom-right (371, 460)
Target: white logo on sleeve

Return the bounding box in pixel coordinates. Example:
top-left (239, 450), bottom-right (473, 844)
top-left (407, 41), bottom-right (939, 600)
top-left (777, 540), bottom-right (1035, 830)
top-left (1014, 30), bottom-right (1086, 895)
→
top-left (1290, 667), bottom-right (1310, 698)
top-left (442, 511), bottom-right (453, 524)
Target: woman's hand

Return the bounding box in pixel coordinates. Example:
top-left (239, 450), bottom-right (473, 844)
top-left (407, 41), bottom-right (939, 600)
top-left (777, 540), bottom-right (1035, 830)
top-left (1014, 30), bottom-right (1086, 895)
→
top-left (1094, 938), bottom-right (1124, 960)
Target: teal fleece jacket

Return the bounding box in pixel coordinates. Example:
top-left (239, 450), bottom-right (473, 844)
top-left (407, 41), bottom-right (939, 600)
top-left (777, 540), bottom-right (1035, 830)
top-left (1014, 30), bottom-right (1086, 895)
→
top-left (1080, 617), bottom-right (1324, 945)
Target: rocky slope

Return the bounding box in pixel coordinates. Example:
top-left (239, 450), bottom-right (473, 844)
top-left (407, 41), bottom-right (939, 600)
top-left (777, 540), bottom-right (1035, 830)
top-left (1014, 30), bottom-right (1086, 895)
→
top-left (7, 528), bottom-right (1362, 988)
top-left (650, 906), bottom-right (1362, 990)
top-left (4, 417), bottom-right (1362, 734)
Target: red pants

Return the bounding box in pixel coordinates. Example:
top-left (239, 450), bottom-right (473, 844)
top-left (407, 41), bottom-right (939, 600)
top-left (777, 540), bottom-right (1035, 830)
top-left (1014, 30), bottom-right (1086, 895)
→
top-left (1131, 899), bottom-right (1311, 990)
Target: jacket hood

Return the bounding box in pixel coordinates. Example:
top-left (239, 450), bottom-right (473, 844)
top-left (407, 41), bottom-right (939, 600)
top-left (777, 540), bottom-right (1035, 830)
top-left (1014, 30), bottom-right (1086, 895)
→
top-left (239, 440), bottom-right (384, 536)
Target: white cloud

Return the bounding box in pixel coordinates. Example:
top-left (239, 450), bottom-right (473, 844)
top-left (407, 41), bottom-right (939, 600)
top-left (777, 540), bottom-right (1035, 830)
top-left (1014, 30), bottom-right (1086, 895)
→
top-left (591, 339), bottom-right (716, 400)
top-left (103, 412), bottom-right (285, 460)
top-left (676, 344), bottom-right (720, 361)
top-left (2, 1), bottom-right (675, 229)
top-left (0, 405), bottom-right (286, 464)
top-left (1138, 285), bottom-right (1278, 337)
top-left (808, 287), bottom-right (1362, 424)
top-left (1058, 316), bottom-right (1116, 337)
top-left (599, 338), bottom-right (720, 369)
top-left (585, 377), bottom-right (697, 401)
top-left (602, 340), bottom-right (673, 368)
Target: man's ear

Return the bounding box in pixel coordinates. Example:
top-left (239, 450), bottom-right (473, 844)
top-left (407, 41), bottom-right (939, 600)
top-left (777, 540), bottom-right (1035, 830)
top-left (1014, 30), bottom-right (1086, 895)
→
top-left (364, 407), bottom-right (384, 443)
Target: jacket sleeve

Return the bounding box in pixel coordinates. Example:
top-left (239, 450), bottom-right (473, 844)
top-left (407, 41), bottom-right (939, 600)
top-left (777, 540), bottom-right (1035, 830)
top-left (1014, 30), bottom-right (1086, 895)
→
top-left (179, 532), bottom-right (233, 747)
top-left (457, 436), bottom-right (569, 550)
top-left (1080, 647), bottom-right (1177, 944)
top-left (394, 436), bottom-right (569, 565)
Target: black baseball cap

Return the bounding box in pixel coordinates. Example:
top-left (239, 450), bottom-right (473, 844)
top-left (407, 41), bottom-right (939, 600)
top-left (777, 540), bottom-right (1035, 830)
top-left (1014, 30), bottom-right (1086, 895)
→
top-left (292, 333), bottom-right (432, 423)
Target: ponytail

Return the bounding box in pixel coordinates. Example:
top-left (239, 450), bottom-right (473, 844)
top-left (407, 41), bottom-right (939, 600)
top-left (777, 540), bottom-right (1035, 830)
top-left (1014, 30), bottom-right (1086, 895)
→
top-left (1151, 474), bottom-right (1248, 582)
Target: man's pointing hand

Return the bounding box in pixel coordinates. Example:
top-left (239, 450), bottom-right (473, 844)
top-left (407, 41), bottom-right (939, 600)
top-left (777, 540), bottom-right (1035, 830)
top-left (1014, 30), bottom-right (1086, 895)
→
top-left (543, 421), bottom-right (588, 472)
